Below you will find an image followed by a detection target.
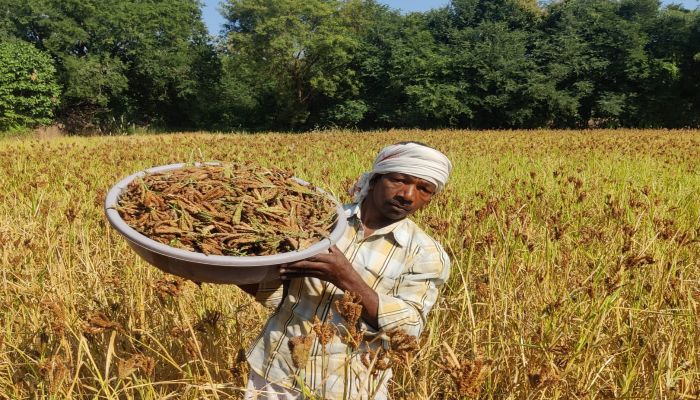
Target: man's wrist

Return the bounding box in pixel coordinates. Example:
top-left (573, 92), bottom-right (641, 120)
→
top-left (335, 263), bottom-right (364, 292)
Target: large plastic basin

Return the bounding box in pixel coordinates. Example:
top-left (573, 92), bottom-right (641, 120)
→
top-left (104, 162), bottom-right (347, 284)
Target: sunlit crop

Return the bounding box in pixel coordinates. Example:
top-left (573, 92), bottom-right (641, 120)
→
top-left (0, 129), bottom-right (698, 399)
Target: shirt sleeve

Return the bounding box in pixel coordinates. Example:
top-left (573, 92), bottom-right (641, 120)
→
top-left (363, 244), bottom-right (451, 338)
top-left (254, 279), bottom-right (285, 309)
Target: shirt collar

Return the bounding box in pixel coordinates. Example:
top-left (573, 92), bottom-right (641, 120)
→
top-left (346, 202), bottom-right (409, 247)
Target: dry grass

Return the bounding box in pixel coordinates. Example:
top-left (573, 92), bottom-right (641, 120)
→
top-left (0, 129), bottom-right (698, 399)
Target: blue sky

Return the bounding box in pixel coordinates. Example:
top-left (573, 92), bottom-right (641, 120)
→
top-left (202, 0), bottom-right (699, 35)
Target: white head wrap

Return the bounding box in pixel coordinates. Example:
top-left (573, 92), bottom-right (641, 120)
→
top-left (349, 142), bottom-right (452, 203)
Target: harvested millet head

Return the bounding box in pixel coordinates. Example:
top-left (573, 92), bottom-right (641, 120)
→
top-left (288, 334), bottom-right (315, 369)
top-left (312, 313), bottom-right (337, 347)
top-left (335, 291), bottom-right (364, 347)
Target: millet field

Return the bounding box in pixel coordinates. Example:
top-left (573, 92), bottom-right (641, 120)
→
top-left (0, 130), bottom-right (698, 399)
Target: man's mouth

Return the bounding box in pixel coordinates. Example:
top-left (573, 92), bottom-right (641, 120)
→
top-left (388, 201), bottom-right (410, 212)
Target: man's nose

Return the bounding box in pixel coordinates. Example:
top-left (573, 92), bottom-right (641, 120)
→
top-left (397, 184), bottom-right (416, 204)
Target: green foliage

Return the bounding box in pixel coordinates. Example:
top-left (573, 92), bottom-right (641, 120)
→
top-left (534, 0), bottom-right (647, 127)
top-left (447, 20), bottom-right (544, 127)
top-left (352, 1), bottom-right (546, 128)
top-left (0, 39), bottom-right (60, 130)
top-left (192, 52), bottom-right (259, 130)
top-left (321, 99), bottom-right (368, 127)
top-left (0, 0), bottom-right (216, 132)
top-left (222, 0), bottom-right (365, 129)
top-left (1, 0), bottom-right (699, 131)
top-left (62, 55), bottom-right (128, 107)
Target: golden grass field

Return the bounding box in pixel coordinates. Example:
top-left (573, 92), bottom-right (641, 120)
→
top-left (0, 129), bottom-right (698, 399)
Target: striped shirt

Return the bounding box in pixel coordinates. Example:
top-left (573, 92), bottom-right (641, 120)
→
top-left (246, 202), bottom-right (450, 399)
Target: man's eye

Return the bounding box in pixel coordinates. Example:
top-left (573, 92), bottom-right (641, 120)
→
top-left (419, 186), bottom-right (435, 195)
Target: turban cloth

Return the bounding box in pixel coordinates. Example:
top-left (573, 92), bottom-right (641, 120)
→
top-left (349, 142), bottom-right (452, 203)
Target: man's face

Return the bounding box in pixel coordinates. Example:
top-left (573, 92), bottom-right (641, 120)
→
top-left (368, 172), bottom-right (437, 220)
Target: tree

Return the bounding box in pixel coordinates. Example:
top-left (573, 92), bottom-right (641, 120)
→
top-left (222, 0), bottom-right (364, 129)
top-left (119, 0), bottom-right (217, 129)
top-left (2, 0), bottom-right (698, 131)
top-left (350, 5), bottom-right (473, 128)
top-left (535, 0), bottom-right (653, 127)
top-left (635, 5), bottom-right (700, 127)
top-left (446, 20), bottom-right (547, 128)
top-left (348, 2), bottom-right (407, 127)
top-left (0, 39), bottom-right (60, 130)
top-left (192, 47), bottom-right (260, 130)
top-left (0, 0), bottom-right (215, 132)
top-left (441, 0), bottom-right (550, 128)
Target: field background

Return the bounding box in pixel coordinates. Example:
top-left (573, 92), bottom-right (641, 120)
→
top-left (0, 129), bottom-right (698, 399)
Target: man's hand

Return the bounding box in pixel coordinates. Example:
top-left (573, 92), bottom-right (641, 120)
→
top-left (281, 245), bottom-right (380, 329)
top-left (279, 245), bottom-right (354, 288)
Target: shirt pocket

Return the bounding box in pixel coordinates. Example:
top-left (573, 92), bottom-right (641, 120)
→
top-left (359, 252), bottom-right (406, 278)
top-left (360, 262), bottom-right (402, 295)
top-left (374, 275), bottom-right (400, 295)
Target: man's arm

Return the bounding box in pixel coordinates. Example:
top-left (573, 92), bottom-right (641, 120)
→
top-left (280, 245), bottom-right (381, 329)
top-left (282, 244), bottom-right (450, 336)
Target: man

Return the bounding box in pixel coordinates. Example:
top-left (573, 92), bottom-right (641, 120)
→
top-left (242, 142), bottom-right (452, 399)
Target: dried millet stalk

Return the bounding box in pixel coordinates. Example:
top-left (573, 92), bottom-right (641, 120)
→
top-left (387, 329), bottom-right (420, 365)
top-left (38, 354), bottom-right (69, 393)
top-left (438, 344), bottom-right (492, 398)
top-left (117, 354), bottom-right (156, 379)
top-left (41, 298), bottom-right (66, 337)
top-left (361, 348), bottom-right (391, 373)
top-left (360, 329), bottom-right (420, 374)
top-left (81, 312), bottom-right (124, 336)
top-left (153, 276), bottom-right (187, 299)
top-left (335, 291), bottom-right (364, 347)
top-left (115, 163), bottom-right (338, 256)
top-left (449, 358), bottom-right (491, 397)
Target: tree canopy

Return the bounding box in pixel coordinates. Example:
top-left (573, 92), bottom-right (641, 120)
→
top-left (0, 0), bottom-right (215, 132)
top-left (0, 38), bottom-right (60, 130)
top-left (1, 0), bottom-right (698, 132)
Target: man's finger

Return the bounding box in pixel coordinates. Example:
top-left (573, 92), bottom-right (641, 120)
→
top-left (283, 260), bottom-right (326, 272)
top-left (279, 270), bottom-right (323, 280)
top-left (304, 252), bottom-right (333, 263)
